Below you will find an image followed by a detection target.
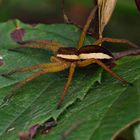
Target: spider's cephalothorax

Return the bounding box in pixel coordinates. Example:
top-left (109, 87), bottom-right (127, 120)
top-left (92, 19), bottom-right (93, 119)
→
top-left (57, 47), bottom-right (79, 61)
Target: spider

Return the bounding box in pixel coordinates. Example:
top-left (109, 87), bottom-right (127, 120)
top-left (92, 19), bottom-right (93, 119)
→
top-left (1, 6), bottom-right (138, 109)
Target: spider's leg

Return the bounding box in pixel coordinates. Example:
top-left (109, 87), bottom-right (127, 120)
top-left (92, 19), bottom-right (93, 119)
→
top-left (93, 58), bottom-right (131, 85)
top-left (2, 62), bottom-right (70, 105)
top-left (57, 63), bottom-right (76, 109)
top-left (77, 5), bottom-right (98, 49)
top-left (1, 63), bottom-right (61, 77)
top-left (93, 37), bottom-right (139, 48)
top-left (50, 56), bottom-right (65, 63)
top-left (9, 40), bottom-right (65, 54)
top-left (1, 70), bottom-right (46, 106)
top-left (77, 59), bottom-right (95, 67)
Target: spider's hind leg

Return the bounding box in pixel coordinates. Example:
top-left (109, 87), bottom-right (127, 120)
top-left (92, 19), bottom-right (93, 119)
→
top-left (93, 37), bottom-right (139, 48)
top-left (77, 58), bottom-right (131, 85)
top-left (93, 59), bottom-right (131, 85)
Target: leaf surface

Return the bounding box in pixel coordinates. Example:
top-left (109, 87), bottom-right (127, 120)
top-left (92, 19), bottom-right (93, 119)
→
top-left (0, 21), bottom-right (101, 140)
top-left (0, 21), bottom-right (140, 140)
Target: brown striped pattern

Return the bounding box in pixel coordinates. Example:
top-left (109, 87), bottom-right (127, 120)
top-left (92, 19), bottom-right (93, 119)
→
top-left (56, 45), bottom-right (114, 62)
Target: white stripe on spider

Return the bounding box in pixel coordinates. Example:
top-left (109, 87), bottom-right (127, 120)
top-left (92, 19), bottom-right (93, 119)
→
top-left (79, 53), bottom-right (112, 59)
top-left (57, 54), bottom-right (80, 60)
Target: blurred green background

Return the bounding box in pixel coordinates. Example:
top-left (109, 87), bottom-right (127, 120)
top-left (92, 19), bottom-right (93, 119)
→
top-left (0, 0), bottom-right (139, 45)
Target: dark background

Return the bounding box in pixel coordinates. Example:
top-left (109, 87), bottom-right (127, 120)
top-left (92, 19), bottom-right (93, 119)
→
top-left (0, 0), bottom-right (139, 45)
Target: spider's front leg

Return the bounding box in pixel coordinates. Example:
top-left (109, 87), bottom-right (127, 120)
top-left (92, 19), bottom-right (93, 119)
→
top-left (1, 62), bottom-right (71, 106)
top-left (1, 57), bottom-right (64, 77)
top-left (77, 5), bottom-right (98, 49)
top-left (1, 64), bottom-right (49, 77)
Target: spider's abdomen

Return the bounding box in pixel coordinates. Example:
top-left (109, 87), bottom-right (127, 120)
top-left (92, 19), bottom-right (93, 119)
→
top-left (79, 45), bottom-right (114, 60)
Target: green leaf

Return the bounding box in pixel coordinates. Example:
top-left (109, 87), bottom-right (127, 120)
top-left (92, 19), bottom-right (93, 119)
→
top-left (36, 56), bottom-right (140, 140)
top-left (0, 21), bottom-right (140, 140)
top-left (0, 20), bottom-right (100, 139)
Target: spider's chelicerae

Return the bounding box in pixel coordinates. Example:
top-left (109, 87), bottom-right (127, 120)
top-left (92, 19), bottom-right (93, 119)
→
top-left (2, 6), bottom-right (138, 108)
